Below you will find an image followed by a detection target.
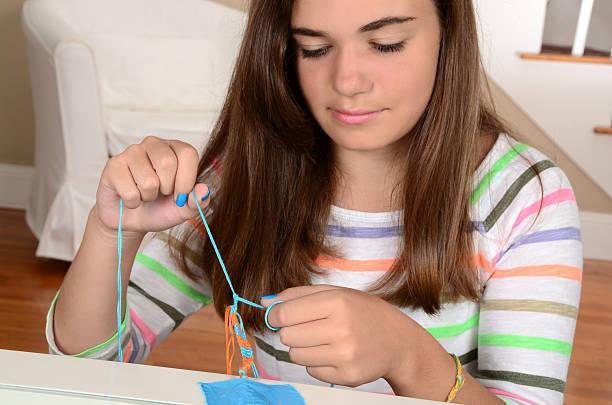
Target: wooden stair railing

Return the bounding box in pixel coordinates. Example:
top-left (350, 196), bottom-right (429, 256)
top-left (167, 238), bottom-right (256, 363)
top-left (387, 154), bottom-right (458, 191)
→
top-left (520, 53), bottom-right (612, 65)
top-left (594, 127), bottom-right (612, 136)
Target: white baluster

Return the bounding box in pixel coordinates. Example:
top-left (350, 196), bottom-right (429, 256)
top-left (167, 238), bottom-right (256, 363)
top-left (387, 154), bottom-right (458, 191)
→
top-left (572, 0), bottom-right (595, 57)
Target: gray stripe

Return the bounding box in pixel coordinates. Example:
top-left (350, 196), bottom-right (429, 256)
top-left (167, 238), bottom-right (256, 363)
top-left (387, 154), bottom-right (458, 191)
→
top-left (129, 280), bottom-right (185, 331)
top-left (475, 369), bottom-right (565, 393)
top-left (481, 299), bottom-right (578, 319)
top-left (483, 160), bottom-right (556, 232)
top-left (459, 348), bottom-right (478, 365)
top-left (255, 337), bottom-right (293, 364)
top-left (326, 225), bottom-right (403, 238)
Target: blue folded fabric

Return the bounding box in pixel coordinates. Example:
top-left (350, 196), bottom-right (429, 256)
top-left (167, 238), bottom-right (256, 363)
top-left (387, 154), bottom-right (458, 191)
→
top-left (199, 378), bottom-right (306, 405)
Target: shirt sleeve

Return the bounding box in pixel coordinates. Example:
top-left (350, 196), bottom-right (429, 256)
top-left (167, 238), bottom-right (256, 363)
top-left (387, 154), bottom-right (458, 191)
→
top-left (45, 221), bottom-right (213, 363)
top-left (475, 164), bottom-right (583, 405)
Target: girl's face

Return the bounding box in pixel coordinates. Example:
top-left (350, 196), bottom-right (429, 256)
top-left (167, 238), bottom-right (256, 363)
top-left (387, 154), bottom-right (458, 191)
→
top-left (292, 0), bottom-right (441, 154)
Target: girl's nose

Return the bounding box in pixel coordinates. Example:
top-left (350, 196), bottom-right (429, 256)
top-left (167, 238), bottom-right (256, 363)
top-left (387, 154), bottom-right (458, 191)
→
top-left (331, 47), bottom-right (373, 98)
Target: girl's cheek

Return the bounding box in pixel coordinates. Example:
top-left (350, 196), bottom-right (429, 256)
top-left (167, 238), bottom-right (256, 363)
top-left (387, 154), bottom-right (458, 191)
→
top-left (298, 68), bottom-right (320, 102)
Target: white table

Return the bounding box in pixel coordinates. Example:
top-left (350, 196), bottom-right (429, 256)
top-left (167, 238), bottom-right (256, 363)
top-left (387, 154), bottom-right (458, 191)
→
top-left (0, 349), bottom-right (443, 404)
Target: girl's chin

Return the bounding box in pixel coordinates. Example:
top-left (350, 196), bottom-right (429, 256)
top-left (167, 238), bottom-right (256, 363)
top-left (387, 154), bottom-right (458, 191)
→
top-left (329, 137), bottom-right (396, 153)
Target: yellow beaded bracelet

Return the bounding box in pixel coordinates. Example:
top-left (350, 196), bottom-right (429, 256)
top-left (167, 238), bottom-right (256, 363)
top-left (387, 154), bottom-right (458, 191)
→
top-left (446, 353), bottom-right (465, 402)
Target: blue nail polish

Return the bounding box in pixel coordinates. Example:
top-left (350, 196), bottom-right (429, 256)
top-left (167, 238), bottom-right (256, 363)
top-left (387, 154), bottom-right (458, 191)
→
top-left (201, 187), bottom-right (212, 202)
top-left (176, 193), bottom-right (188, 207)
top-left (261, 294), bottom-right (278, 300)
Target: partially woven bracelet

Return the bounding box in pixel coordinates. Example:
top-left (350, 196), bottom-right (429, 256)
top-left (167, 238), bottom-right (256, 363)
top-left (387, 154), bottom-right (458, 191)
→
top-left (446, 353), bottom-right (465, 402)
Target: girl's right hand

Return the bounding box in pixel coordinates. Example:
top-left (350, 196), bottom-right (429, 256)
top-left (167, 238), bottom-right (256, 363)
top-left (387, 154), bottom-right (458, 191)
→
top-left (93, 136), bottom-right (211, 235)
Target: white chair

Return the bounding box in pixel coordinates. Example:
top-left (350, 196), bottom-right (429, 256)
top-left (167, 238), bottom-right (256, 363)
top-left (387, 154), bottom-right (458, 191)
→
top-left (21, 0), bottom-right (246, 261)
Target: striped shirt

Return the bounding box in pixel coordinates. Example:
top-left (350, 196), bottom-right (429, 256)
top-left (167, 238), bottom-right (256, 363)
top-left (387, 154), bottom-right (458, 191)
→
top-left (46, 134), bottom-right (582, 404)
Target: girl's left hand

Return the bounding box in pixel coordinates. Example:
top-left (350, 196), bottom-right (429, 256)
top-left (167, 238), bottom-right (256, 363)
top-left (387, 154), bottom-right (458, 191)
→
top-left (261, 285), bottom-right (426, 389)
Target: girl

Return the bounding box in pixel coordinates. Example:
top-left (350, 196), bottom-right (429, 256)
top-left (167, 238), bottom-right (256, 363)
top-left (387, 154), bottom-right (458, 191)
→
top-left (47, 0), bottom-right (582, 403)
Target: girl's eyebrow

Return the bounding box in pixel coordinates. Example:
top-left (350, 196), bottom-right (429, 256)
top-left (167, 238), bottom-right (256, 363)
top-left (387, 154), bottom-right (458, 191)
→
top-left (291, 16), bottom-right (416, 38)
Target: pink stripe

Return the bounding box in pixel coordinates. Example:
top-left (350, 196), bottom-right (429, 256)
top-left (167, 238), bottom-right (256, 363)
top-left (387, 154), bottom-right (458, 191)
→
top-left (512, 189), bottom-right (575, 231)
top-left (255, 361), bottom-right (280, 381)
top-left (129, 309), bottom-right (156, 347)
top-left (489, 189), bottom-right (578, 265)
top-left (487, 387), bottom-right (540, 405)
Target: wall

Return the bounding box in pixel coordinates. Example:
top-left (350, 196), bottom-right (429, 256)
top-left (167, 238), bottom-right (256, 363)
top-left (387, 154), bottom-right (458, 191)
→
top-left (489, 80), bottom-right (612, 214)
top-left (0, 0), bottom-right (34, 166)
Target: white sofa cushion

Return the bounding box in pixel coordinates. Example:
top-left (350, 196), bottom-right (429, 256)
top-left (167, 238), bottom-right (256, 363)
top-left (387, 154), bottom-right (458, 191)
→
top-left (106, 108), bottom-right (219, 156)
top-left (88, 35), bottom-right (233, 111)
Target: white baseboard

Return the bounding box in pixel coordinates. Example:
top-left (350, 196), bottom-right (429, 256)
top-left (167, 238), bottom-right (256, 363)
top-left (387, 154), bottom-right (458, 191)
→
top-left (0, 162), bottom-right (610, 260)
top-left (580, 212), bottom-right (612, 262)
top-left (0, 163), bottom-right (33, 209)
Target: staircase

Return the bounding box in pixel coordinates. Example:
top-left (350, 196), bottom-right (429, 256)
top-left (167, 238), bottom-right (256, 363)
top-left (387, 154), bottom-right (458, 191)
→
top-left (474, 0), bottom-right (612, 198)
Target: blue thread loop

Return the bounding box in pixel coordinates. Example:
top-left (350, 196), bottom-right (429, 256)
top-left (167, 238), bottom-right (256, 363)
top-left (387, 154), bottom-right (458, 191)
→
top-left (264, 300), bottom-right (284, 332)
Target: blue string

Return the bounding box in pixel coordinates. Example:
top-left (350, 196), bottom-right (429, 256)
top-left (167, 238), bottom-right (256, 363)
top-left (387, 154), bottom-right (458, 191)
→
top-left (264, 301), bottom-right (283, 331)
top-left (191, 191), bottom-right (265, 311)
top-left (116, 200), bottom-right (124, 362)
top-left (116, 190), bottom-right (335, 387)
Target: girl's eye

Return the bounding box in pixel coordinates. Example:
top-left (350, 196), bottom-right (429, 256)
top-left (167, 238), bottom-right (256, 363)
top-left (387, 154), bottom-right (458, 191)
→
top-left (301, 46), bottom-right (332, 59)
top-left (371, 41), bottom-right (406, 53)
top-left (300, 41), bottom-right (406, 59)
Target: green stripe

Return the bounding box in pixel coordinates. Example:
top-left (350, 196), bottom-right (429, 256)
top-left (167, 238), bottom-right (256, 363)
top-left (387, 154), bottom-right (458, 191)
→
top-left (471, 143), bottom-right (529, 205)
top-left (481, 299), bottom-right (578, 319)
top-left (76, 307), bottom-right (131, 358)
top-left (255, 337), bottom-right (293, 364)
top-left (426, 314), bottom-right (479, 339)
top-left (129, 280), bottom-right (186, 330)
top-left (475, 369), bottom-right (566, 393)
top-left (135, 253), bottom-right (211, 305)
top-left (478, 334), bottom-right (572, 356)
top-left (48, 290), bottom-right (130, 358)
top-left (483, 160), bottom-right (556, 232)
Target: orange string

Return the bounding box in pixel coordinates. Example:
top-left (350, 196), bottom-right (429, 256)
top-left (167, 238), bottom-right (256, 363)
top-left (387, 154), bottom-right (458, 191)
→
top-left (224, 306), bottom-right (235, 375)
top-left (224, 305), bottom-right (258, 378)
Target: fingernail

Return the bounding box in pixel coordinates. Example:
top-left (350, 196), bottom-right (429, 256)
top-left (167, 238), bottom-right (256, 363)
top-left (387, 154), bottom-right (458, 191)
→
top-left (176, 193), bottom-right (188, 207)
top-left (201, 187), bottom-right (212, 202)
top-left (261, 294), bottom-right (278, 300)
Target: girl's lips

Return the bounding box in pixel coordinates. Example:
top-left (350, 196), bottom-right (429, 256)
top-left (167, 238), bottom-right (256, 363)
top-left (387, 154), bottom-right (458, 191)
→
top-left (331, 109), bottom-right (385, 125)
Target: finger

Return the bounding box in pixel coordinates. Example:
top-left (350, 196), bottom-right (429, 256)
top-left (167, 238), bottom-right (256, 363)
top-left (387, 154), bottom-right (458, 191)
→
top-left (305, 366), bottom-right (338, 385)
top-left (103, 158), bottom-right (141, 209)
top-left (261, 285), bottom-right (342, 306)
top-left (143, 138), bottom-right (177, 196)
top-left (289, 345), bottom-right (336, 368)
top-left (168, 140), bottom-right (199, 205)
top-left (182, 183), bottom-right (212, 221)
top-left (279, 318), bottom-right (336, 348)
top-left (265, 289), bottom-right (338, 329)
top-left (124, 145), bottom-right (160, 202)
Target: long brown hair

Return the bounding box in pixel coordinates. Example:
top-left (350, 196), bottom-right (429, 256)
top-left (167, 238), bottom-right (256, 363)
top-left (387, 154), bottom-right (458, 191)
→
top-left (172, 0), bottom-right (514, 332)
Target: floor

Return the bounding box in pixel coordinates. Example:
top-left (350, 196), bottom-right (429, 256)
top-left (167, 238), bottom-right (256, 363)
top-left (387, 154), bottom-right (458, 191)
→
top-left (1, 208), bottom-right (610, 403)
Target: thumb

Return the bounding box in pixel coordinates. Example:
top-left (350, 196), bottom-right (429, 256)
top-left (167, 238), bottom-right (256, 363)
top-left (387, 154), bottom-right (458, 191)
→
top-left (260, 284), bottom-right (341, 307)
top-left (179, 183), bottom-right (212, 220)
